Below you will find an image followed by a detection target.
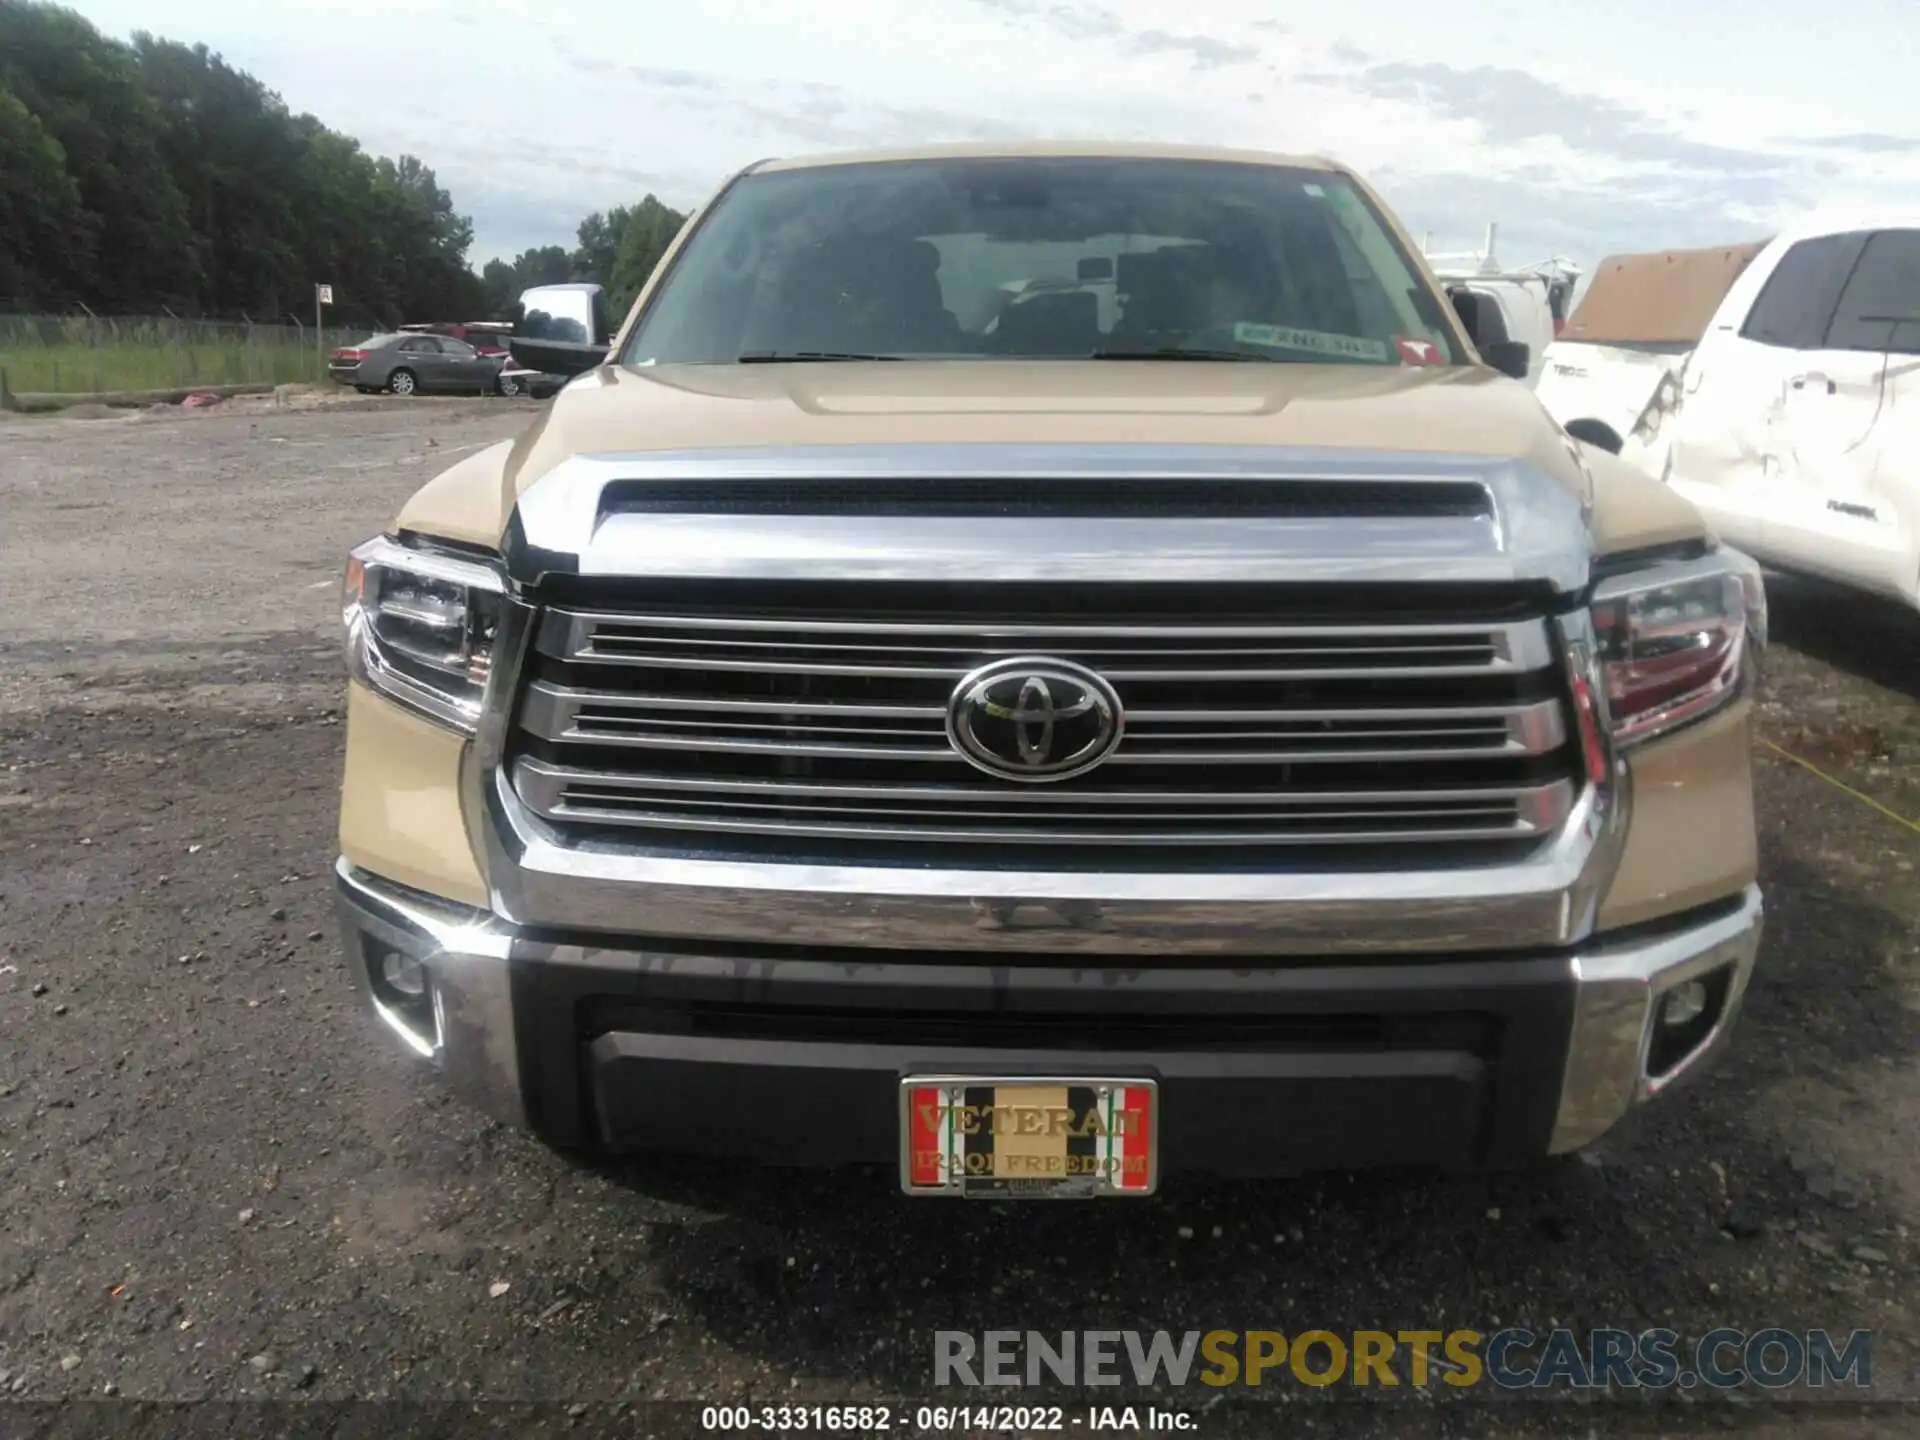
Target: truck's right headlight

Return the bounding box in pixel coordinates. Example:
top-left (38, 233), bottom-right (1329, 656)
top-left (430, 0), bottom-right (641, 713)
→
top-left (1590, 547), bottom-right (1765, 747)
top-left (343, 535), bottom-right (505, 734)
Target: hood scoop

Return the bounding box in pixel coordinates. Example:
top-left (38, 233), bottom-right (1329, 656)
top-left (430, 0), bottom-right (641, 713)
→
top-left (597, 474), bottom-right (1495, 519)
top-left (799, 390), bottom-right (1271, 416)
top-left (509, 442), bottom-right (1592, 590)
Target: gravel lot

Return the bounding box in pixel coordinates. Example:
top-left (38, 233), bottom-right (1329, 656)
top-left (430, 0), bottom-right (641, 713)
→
top-left (1, 396), bottom-right (1917, 1437)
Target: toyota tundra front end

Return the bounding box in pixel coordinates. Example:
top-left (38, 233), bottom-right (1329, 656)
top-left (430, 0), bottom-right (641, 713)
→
top-left (334, 143), bottom-right (1764, 1195)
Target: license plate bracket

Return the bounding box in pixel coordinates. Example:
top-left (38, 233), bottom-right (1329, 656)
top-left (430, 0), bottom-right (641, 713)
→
top-left (899, 1076), bottom-right (1159, 1198)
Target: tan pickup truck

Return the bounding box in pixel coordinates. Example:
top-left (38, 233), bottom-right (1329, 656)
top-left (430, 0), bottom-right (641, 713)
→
top-left (336, 142), bottom-right (1765, 1197)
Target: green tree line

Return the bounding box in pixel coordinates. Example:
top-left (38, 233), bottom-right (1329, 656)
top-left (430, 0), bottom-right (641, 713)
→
top-left (0, 1), bottom-right (690, 326)
top-left (0, 0), bottom-right (480, 321)
top-left (480, 194), bottom-right (689, 322)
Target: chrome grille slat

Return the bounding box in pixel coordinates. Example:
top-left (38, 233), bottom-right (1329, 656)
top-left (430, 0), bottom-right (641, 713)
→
top-left (558, 657), bottom-right (1525, 681)
top-left (1130, 705), bottom-right (1531, 722)
top-left (552, 610), bottom-right (1530, 638)
top-left (593, 635), bottom-right (1503, 658)
top-left (509, 594), bottom-right (1579, 855)
top-left (556, 693), bottom-right (947, 719)
top-left (538, 819), bottom-right (1542, 847)
top-left (520, 682), bottom-right (1564, 764)
top-left (581, 716), bottom-right (936, 738)
top-left (569, 795), bottom-right (1528, 822)
top-left (514, 766), bottom-right (1569, 847)
top-left (564, 736), bottom-right (955, 760)
top-left (527, 738), bottom-right (1546, 766)
top-left (547, 609), bottom-right (1552, 678)
top-left (1106, 748), bottom-right (1522, 764)
top-left (515, 758), bottom-right (1572, 811)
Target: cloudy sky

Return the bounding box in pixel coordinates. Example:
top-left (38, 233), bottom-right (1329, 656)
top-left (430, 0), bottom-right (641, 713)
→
top-left (72, 0), bottom-right (1920, 276)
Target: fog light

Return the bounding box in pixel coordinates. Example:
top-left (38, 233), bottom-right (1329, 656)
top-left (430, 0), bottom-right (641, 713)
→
top-left (1646, 966), bottom-right (1734, 1079)
top-left (1659, 979), bottom-right (1708, 1028)
top-left (380, 949), bottom-right (428, 997)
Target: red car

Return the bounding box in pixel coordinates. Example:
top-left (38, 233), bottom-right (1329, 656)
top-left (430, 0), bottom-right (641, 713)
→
top-left (398, 322), bottom-right (513, 358)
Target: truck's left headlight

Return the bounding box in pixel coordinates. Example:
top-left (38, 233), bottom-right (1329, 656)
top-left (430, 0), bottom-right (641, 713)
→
top-left (343, 535), bottom-right (505, 734)
top-left (1590, 547), bottom-right (1765, 747)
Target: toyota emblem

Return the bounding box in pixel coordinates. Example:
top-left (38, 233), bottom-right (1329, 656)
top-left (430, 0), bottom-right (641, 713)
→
top-left (946, 657), bottom-right (1124, 782)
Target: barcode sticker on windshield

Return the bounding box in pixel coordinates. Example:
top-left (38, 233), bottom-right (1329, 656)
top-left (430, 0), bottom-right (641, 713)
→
top-left (1231, 323), bottom-right (1389, 361)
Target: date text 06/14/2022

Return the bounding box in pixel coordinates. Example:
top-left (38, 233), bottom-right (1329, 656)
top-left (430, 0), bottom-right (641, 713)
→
top-left (698, 1404), bottom-right (1196, 1431)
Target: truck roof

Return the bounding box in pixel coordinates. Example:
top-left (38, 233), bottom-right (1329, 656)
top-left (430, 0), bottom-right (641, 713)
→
top-left (1766, 206), bottom-right (1920, 246)
top-left (749, 140), bottom-right (1344, 174)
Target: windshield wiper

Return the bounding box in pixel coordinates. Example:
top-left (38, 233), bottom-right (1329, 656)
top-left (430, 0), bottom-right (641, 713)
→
top-left (736, 350), bottom-right (905, 363)
top-left (1087, 347), bottom-right (1276, 362)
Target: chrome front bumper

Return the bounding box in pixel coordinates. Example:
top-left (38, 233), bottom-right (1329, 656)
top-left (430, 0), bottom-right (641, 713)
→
top-left (336, 858), bottom-right (1761, 1164)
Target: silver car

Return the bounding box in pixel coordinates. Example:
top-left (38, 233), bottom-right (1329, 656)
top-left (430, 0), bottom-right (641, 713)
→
top-left (327, 333), bottom-right (505, 396)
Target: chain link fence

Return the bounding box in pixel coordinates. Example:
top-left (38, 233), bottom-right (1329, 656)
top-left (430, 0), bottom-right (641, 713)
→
top-left (0, 313), bottom-right (384, 395)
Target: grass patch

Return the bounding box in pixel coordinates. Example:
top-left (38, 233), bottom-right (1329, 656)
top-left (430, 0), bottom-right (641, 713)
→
top-left (0, 315), bottom-right (367, 395)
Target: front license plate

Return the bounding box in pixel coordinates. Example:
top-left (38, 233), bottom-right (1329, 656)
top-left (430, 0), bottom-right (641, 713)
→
top-left (899, 1076), bottom-right (1158, 1197)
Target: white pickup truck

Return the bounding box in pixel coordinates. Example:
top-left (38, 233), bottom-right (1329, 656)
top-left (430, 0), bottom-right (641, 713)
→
top-left (1532, 241), bottom-right (1766, 460)
top-left (1558, 214), bottom-right (1920, 607)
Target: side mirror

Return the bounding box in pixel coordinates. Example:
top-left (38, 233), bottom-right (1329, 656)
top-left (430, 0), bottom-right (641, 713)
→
top-left (1483, 340), bottom-right (1531, 382)
top-left (1448, 286), bottom-right (1492, 345)
top-left (507, 337), bottom-right (609, 378)
top-left (1446, 287), bottom-right (1528, 380)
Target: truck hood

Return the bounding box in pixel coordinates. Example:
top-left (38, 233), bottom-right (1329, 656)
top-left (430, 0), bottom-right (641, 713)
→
top-left (393, 360), bottom-right (1695, 561)
top-left (503, 360), bottom-right (1585, 493)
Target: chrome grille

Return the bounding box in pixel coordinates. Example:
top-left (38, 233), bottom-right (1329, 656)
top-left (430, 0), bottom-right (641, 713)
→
top-left (507, 587), bottom-right (1580, 857)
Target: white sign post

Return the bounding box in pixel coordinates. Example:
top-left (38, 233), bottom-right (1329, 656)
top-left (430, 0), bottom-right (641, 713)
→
top-left (314, 284), bottom-right (334, 375)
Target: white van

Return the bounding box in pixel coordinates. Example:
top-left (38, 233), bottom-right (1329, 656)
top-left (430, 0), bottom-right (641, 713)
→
top-left (1643, 213), bottom-right (1920, 605)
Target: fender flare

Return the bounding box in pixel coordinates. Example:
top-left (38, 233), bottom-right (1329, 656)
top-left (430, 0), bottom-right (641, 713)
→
top-left (1563, 418), bottom-right (1624, 454)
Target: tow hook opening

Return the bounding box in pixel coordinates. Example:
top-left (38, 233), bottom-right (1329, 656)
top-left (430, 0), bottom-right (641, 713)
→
top-left (360, 936), bottom-right (440, 1058)
top-left (1646, 963), bottom-right (1735, 1079)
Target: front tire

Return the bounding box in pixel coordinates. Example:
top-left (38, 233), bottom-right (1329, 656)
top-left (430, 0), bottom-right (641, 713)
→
top-left (496, 373), bottom-right (524, 398)
top-left (387, 368), bottom-right (417, 397)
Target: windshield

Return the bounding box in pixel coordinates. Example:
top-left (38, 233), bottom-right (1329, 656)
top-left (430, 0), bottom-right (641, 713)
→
top-left (624, 157), bottom-right (1462, 366)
